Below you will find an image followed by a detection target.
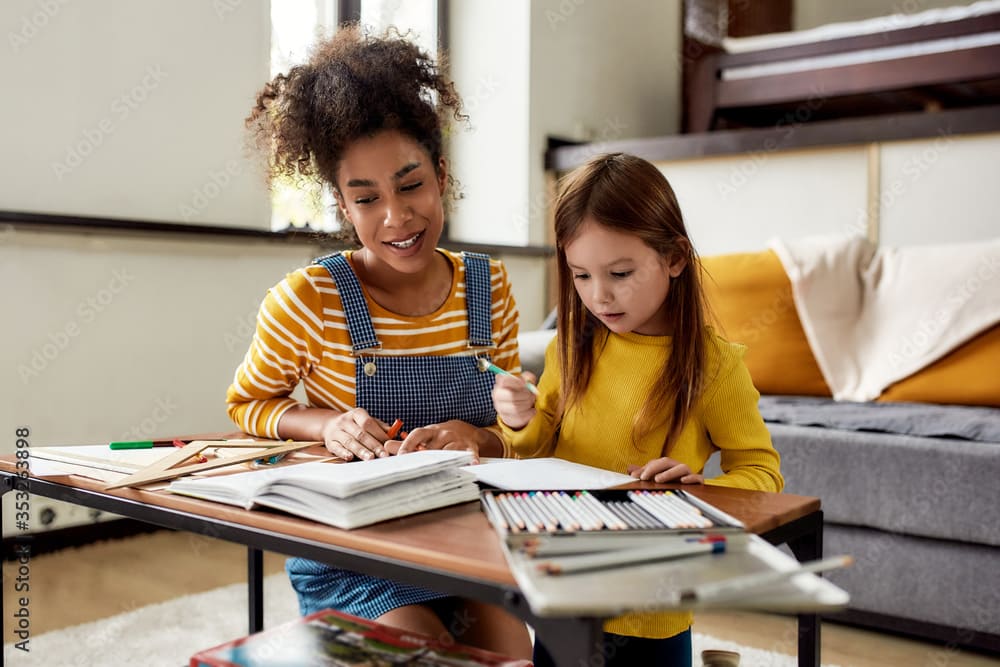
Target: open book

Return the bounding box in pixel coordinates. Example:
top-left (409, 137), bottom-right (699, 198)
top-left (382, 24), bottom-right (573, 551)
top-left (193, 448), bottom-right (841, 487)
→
top-left (168, 450), bottom-right (479, 530)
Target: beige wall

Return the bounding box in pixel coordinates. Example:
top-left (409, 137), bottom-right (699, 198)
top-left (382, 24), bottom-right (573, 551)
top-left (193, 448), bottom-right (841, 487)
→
top-left (449, 0), bottom-right (683, 248)
top-left (652, 130), bottom-right (1000, 257)
top-left (1, 0), bottom-right (271, 228)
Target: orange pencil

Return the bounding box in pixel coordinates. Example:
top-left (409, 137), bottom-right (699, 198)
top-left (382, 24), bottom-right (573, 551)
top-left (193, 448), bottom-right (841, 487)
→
top-left (387, 419), bottom-right (404, 439)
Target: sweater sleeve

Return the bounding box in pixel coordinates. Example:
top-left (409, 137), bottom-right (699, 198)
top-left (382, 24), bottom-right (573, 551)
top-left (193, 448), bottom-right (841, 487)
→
top-left (225, 269), bottom-right (326, 438)
top-left (701, 345), bottom-right (785, 492)
top-left (498, 336), bottom-right (561, 459)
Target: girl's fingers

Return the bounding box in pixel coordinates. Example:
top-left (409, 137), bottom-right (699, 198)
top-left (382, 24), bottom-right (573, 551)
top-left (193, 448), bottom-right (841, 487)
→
top-left (634, 458), bottom-right (679, 480)
top-left (654, 464), bottom-right (691, 483)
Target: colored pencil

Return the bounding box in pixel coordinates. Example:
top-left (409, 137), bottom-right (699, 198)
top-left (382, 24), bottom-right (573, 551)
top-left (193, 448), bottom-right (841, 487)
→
top-left (476, 358), bottom-right (540, 395)
top-left (538, 536), bottom-right (728, 575)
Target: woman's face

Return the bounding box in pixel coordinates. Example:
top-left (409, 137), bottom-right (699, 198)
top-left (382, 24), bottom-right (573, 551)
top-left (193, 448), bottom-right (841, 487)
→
top-left (335, 129), bottom-right (447, 275)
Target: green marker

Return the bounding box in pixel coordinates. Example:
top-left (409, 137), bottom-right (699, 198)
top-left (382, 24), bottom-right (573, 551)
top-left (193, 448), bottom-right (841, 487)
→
top-left (109, 440), bottom-right (175, 450)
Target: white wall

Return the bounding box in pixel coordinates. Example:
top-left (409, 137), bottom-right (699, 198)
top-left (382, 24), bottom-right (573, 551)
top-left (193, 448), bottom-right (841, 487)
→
top-left (3, 230), bottom-right (312, 446)
top-left (0, 0), bottom-right (271, 228)
top-left (528, 0), bottom-right (682, 246)
top-left (446, 1), bottom-right (532, 247)
top-left (449, 0), bottom-right (683, 249)
top-left (646, 131), bottom-right (1000, 257)
top-left (661, 146), bottom-right (870, 256)
top-left (880, 132), bottom-right (1000, 246)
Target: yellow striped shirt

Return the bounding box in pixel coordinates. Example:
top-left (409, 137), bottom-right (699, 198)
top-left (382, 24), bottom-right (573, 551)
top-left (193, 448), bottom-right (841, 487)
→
top-left (227, 249), bottom-right (522, 438)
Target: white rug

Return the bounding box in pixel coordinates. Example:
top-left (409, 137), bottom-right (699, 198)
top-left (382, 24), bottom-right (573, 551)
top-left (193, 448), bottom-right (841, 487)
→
top-left (3, 573), bottom-right (840, 666)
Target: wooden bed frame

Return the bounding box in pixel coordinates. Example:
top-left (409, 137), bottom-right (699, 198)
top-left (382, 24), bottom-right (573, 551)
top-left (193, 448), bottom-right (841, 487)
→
top-left (683, 11), bottom-right (1000, 132)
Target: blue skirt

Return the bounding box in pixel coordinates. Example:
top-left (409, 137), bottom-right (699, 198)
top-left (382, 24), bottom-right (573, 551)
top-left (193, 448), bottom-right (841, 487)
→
top-left (286, 557), bottom-right (451, 619)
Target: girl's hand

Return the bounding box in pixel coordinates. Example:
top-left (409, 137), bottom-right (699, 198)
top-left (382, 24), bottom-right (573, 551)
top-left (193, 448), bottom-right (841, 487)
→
top-left (388, 420), bottom-right (495, 462)
top-left (628, 457), bottom-right (705, 484)
top-left (320, 408), bottom-right (394, 461)
top-left (491, 372), bottom-right (538, 430)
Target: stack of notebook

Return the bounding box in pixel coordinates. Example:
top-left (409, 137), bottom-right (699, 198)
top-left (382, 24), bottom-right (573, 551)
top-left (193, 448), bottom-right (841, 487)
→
top-left (168, 450), bottom-right (479, 529)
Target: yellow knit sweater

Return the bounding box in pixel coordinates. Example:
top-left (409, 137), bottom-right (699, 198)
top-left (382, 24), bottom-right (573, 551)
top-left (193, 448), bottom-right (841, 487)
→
top-left (500, 329), bottom-right (783, 638)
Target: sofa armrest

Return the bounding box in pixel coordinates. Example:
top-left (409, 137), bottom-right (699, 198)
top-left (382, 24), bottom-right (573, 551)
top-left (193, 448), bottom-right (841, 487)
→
top-left (518, 329), bottom-right (557, 378)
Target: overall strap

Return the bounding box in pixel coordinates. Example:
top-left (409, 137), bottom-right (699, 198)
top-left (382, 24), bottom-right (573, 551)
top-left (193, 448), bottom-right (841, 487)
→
top-left (314, 253), bottom-right (380, 352)
top-left (462, 251), bottom-right (495, 349)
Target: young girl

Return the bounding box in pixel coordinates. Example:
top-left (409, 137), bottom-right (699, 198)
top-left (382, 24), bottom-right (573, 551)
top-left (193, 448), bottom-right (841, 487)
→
top-left (492, 153), bottom-right (783, 666)
top-left (227, 26), bottom-right (531, 659)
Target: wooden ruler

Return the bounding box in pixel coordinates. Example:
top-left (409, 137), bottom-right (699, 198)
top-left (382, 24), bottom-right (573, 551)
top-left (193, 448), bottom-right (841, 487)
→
top-left (103, 440), bottom-right (323, 490)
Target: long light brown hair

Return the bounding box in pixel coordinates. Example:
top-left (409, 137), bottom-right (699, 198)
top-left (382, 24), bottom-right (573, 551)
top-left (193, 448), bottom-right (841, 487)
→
top-left (554, 153), bottom-right (707, 451)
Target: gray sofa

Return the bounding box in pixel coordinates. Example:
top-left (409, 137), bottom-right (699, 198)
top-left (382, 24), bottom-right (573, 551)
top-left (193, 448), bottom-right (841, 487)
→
top-left (518, 329), bottom-right (1000, 654)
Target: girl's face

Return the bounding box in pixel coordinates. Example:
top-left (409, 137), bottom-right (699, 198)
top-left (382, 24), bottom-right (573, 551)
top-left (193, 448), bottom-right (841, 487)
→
top-left (564, 218), bottom-right (686, 336)
top-left (335, 130), bottom-right (447, 274)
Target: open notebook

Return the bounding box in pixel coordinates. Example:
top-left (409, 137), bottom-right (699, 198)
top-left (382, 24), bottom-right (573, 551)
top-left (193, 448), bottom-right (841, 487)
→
top-left (167, 450), bottom-right (479, 530)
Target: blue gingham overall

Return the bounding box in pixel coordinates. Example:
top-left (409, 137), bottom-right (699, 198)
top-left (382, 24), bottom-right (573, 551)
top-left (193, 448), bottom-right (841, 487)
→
top-left (286, 251), bottom-right (498, 619)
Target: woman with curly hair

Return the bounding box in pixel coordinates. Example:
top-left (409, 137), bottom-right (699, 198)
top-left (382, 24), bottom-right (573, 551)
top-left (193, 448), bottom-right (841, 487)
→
top-left (227, 26), bottom-right (531, 658)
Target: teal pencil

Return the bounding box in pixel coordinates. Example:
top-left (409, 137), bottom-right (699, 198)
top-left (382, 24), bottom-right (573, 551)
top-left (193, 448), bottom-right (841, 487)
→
top-left (476, 358), bottom-right (540, 395)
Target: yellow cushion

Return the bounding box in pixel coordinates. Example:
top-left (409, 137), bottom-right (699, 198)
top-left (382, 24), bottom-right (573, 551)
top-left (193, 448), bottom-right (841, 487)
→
top-left (701, 250), bottom-right (831, 397)
top-left (879, 325), bottom-right (1000, 407)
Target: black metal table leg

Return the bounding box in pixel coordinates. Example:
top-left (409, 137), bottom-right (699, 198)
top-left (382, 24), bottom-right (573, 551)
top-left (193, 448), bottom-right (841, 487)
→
top-left (248, 546), bottom-right (264, 634)
top-left (531, 616), bottom-right (605, 667)
top-left (786, 513), bottom-right (824, 667)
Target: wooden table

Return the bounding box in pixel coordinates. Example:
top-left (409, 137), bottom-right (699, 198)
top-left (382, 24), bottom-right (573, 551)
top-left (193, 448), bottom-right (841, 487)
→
top-left (0, 459), bottom-right (823, 667)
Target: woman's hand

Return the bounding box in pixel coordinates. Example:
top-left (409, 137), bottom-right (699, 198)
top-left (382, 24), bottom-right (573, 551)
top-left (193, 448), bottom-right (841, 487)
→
top-left (319, 408), bottom-right (394, 461)
top-left (386, 420), bottom-right (501, 462)
top-left (491, 372), bottom-right (538, 430)
top-left (628, 457), bottom-right (705, 484)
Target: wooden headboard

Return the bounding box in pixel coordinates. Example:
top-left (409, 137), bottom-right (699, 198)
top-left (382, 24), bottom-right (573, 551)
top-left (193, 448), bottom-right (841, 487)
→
top-left (683, 8), bottom-right (1000, 132)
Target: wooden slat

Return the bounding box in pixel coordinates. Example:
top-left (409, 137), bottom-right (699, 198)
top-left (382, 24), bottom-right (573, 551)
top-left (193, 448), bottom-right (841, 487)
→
top-left (718, 44), bottom-right (1000, 108)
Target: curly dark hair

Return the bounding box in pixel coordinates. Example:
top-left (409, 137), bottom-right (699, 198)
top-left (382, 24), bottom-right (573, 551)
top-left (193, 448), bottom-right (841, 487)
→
top-left (246, 25), bottom-right (465, 237)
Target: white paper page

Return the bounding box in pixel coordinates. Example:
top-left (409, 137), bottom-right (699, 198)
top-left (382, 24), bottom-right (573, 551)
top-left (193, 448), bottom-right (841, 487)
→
top-left (169, 449), bottom-right (476, 502)
top-left (30, 445), bottom-right (176, 473)
top-left (26, 458), bottom-right (127, 483)
top-left (463, 458), bottom-right (635, 490)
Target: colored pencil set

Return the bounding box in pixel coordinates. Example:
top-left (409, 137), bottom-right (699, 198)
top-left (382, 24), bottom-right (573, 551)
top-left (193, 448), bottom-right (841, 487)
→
top-left (480, 489), bottom-right (749, 576)
top-left (481, 489), bottom-right (737, 535)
